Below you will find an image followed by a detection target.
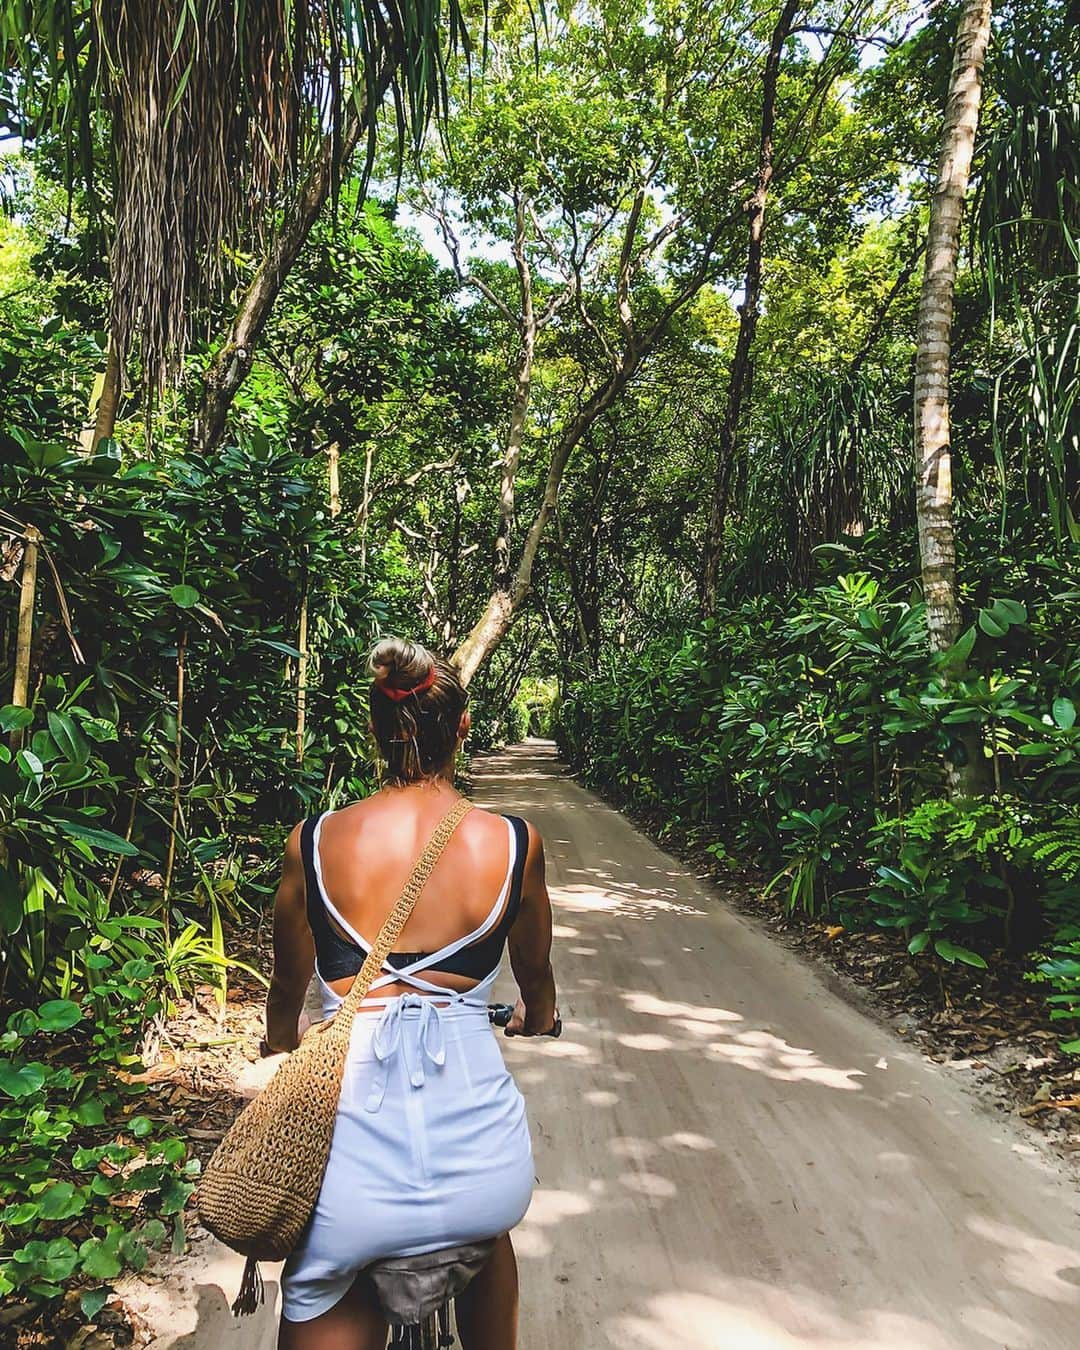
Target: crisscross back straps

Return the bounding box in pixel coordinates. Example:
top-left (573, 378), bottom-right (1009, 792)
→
top-left (321, 797), bottom-right (474, 1047)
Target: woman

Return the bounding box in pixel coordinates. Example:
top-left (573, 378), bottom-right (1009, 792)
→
top-left (263, 638), bottom-right (558, 1350)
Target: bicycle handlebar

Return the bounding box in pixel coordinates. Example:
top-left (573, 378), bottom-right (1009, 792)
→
top-left (488, 1003), bottom-right (562, 1038)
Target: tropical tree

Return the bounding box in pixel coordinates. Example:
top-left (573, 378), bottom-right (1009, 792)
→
top-left (913, 0), bottom-right (994, 654)
top-left (1, 0), bottom-right (471, 428)
top-left (411, 0), bottom-right (896, 682)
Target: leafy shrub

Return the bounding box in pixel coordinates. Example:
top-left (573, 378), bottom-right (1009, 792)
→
top-left (866, 843), bottom-right (991, 968)
top-left (1033, 934), bottom-right (1080, 1053)
top-left (503, 695), bottom-right (531, 746)
top-left (559, 568), bottom-right (1080, 1029)
top-left (518, 678), bottom-right (559, 737)
top-left (765, 804), bottom-right (849, 915)
top-left (0, 980), bottom-right (194, 1311)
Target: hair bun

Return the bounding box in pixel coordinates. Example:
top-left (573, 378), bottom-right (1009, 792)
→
top-left (368, 637), bottom-right (436, 690)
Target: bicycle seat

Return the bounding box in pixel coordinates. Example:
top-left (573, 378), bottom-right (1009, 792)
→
top-left (367, 1239), bottom-right (496, 1331)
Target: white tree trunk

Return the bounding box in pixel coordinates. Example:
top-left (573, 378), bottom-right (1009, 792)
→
top-left (914, 0), bottom-right (993, 653)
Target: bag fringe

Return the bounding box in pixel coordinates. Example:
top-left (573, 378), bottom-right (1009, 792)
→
top-left (232, 1256), bottom-right (265, 1317)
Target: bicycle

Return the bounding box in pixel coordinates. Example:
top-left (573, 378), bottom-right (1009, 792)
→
top-left (384, 1004), bottom-right (560, 1348)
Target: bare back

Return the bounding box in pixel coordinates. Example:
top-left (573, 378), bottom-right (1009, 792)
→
top-left (316, 788), bottom-right (519, 1001)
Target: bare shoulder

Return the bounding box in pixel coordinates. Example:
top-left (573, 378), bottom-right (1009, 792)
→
top-left (465, 805), bottom-right (543, 860)
top-left (460, 802), bottom-right (516, 842)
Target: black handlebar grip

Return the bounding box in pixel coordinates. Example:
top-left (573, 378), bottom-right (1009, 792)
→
top-left (487, 1003), bottom-right (562, 1037)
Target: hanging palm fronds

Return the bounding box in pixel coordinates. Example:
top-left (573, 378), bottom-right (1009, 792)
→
top-left (974, 7), bottom-right (1080, 280)
top-left (991, 221), bottom-right (1080, 545)
top-left (974, 7), bottom-right (1080, 544)
top-left (1, 0), bottom-right (471, 390)
top-left (742, 368), bottom-right (909, 589)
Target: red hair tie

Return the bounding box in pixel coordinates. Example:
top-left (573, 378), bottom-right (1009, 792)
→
top-left (375, 667), bottom-right (437, 702)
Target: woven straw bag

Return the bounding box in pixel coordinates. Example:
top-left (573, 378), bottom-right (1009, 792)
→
top-left (197, 797), bottom-right (473, 1313)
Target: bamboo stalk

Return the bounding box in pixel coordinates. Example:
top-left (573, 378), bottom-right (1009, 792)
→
top-left (359, 443), bottom-right (374, 573)
top-left (295, 590), bottom-right (309, 763)
top-left (327, 442), bottom-right (341, 518)
top-left (162, 629), bottom-right (188, 925)
top-left (11, 528), bottom-right (41, 745)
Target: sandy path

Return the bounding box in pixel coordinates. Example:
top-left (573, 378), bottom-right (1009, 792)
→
top-left (137, 740), bottom-right (1080, 1349)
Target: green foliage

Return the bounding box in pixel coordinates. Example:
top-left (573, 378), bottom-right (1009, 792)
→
top-left (0, 981), bottom-right (194, 1305)
top-left (1026, 809), bottom-right (1080, 1050)
top-left (560, 567), bottom-right (1080, 1013)
top-left (518, 678), bottom-right (559, 738)
top-left (0, 306), bottom-right (396, 1005)
top-left (766, 804), bottom-right (849, 916)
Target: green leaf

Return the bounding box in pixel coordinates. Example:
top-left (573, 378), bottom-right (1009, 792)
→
top-left (2, 1202), bottom-right (41, 1225)
top-left (39, 1182), bottom-right (86, 1221)
top-left (252, 638), bottom-right (304, 659)
top-left (79, 1239), bottom-right (124, 1281)
top-left (55, 820), bottom-right (139, 856)
top-left (907, 931), bottom-right (931, 955)
top-left (934, 939), bottom-right (988, 968)
top-left (37, 999), bottom-right (83, 1032)
top-left (46, 711), bottom-right (90, 766)
top-left (80, 1288), bottom-right (110, 1320)
top-left (991, 598), bottom-right (1027, 624)
top-left (1053, 697), bottom-right (1076, 730)
top-left (159, 1177), bottom-right (195, 1214)
top-left (0, 864), bottom-right (23, 938)
top-left (940, 625), bottom-right (976, 667)
top-left (977, 609), bottom-right (1009, 637)
top-left (130, 1115), bottom-right (153, 1138)
top-left (16, 748), bottom-right (44, 778)
top-left (0, 705), bottom-right (34, 732)
top-left (74, 1099), bottom-right (106, 1126)
top-left (74, 714), bottom-right (118, 743)
top-left (0, 1060), bottom-right (46, 1098)
top-left (169, 584), bottom-right (200, 608)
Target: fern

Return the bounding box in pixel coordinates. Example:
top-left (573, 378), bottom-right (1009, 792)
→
top-left (1029, 818), bottom-right (1080, 880)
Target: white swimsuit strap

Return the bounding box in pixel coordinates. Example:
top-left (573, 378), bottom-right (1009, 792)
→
top-left (367, 817), bottom-right (517, 990)
top-left (319, 963), bottom-right (501, 1013)
top-left (313, 812), bottom-right (517, 988)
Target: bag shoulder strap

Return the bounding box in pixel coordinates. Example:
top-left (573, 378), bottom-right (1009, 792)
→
top-left (335, 796), bottom-right (474, 1023)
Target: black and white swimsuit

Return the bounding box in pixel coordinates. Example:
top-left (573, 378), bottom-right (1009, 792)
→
top-left (281, 810), bottom-right (535, 1324)
top-left (302, 811), bottom-right (529, 1006)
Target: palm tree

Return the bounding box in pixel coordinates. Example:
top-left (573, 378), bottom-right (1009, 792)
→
top-left (913, 0), bottom-right (994, 653)
top-left (2, 1), bottom-right (469, 415)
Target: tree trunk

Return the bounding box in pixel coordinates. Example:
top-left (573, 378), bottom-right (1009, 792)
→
top-left (78, 338), bottom-right (122, 456)
top-left (453, 352), bottom-right (642, 684)
top-left (914, 0), bottom-right (993, 654)
top-left (496, 331), bottom-right (535, 587)
top-left (327, 442), bottom-right (341, 518)
top-left (191, 62), bottom-right (393, 455)
top-left (495, 197), bottom-right (537, 588)
top-left (700, 0), bottom-right (800, 615)
top-left (11, 528), bottom-right (40, 746)
top-left (93, 338), bottom-right (122, 449)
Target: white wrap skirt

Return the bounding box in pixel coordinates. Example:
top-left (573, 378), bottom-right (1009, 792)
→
top-left (281, 994), bottom-right (535, 1323)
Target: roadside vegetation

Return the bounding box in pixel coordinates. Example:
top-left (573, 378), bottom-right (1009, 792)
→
top-left (0, 0), bottom-right (1076, 1333)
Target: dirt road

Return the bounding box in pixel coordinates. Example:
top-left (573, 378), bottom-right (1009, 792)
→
top-left (141, 741), bottom-right (1080, 1349)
